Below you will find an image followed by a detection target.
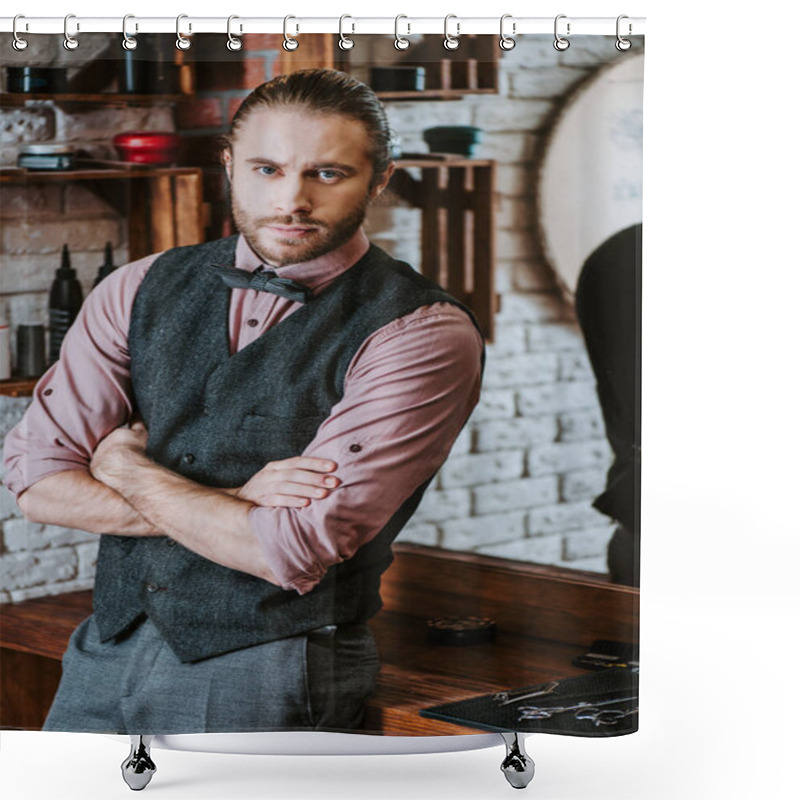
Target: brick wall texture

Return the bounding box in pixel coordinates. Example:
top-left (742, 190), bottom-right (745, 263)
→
top-left (1, 34), bottom-right (642, 601)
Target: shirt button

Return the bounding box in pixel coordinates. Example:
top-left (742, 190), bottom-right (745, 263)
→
top-left (349, 443), bottom-right (362, 453)
top-left (182, 453), bottom-right (195, 464)
top-left (247, 318), bottom-right (259, 327)
top-left (43, 388), bottom-right (53, 396)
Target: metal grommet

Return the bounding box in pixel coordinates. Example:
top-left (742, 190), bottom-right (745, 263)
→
top-left (122, 14), bottom-right (138, 50)
top-left (553, 14), bottom-right (570, 51)
top-left (394, 15), bottom-right (410, 50)
top-left (176, 14), bottom-right (192, 50)
top-left (616, 15), bottom-right (633, 51)
top-left (338, 14), bottom-right (354, 50)
top-left (443, 13), bottom-right (460, 51)
top-left (63, 13), bottom-right (79, 51)
top-left (12, 15), bottom-right (28, 51)
top-left (499, 14), bottom-right (516, 51)
top-left (283, 15), bottom-right (299, 51)
top-left (227, 15), bottom-right (242, 51)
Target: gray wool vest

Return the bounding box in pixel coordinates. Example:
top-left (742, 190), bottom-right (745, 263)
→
top-left (91, 236), bottom-right (483, 662)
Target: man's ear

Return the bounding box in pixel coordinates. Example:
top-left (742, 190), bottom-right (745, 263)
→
top-left (222, 147), bottom-right (233, 182)
top-left (370, 162), bottom-right (396, 199)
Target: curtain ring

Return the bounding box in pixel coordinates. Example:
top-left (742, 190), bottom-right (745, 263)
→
top-left (394, 15), bottom-right (410, 50)
top-left (227, 15), bottom-right (242, 51)
top-left (499, 14), bottom-right (516, 51)
top-left (443, 14), bottom-right (460, 51)
top-left (553, 14), bottom-right (570, 51)
top-left (122, 15), bottom-right (138, 51)
top-left (283, 15), bottom-right (299, 51)
top-left (63, 13), bottom-right (79, 51)
top-left (176, 14), bottom-right (192, 50)
top-left (616, 15), bottom-right (632, 51)
top-left (12, 15), bottom-right (28, 51)
top-left (338, 15), bottom-right (354, 50)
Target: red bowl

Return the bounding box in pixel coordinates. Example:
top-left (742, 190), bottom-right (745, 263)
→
top-left (113, 132), bottom-right (181, 165)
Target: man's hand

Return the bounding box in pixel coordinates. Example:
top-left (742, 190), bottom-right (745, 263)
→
top-left (90, 421), bottom-right (149, 488)
top-left (234, 457), bottom-right (340, 508)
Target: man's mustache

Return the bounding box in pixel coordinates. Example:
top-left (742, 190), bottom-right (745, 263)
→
top-left (257, 216), bottom-right (328, 228)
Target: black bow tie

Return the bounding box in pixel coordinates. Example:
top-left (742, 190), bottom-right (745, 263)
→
top-left (209, 264), bottom-right (312, 304)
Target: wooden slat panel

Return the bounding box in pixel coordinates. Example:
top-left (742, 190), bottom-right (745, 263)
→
top-left (420, 168), bottom-right (443, 283)
top-left (174, 173), bottom-right (204, 246)
top-left (127, 179), bottom-right (150, 262)
top-left (470, 164), bottom-right (496, 340)
top-left (149, 175), bottom-right (176, 253)
top-left (445, 167), bottom-right (467, 301)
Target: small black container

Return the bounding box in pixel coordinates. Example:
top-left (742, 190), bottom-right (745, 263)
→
top-left (16, 325), bottom-right (47, 378)
top-left (6, 66), bottom-right (68, 94)
top-left (369, 67), bottom-right (426, 93)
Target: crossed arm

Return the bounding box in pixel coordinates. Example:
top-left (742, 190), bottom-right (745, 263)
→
top-left (19, 422), bottom-right (339, 585)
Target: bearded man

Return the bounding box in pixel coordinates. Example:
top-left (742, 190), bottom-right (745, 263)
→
top-left (3, 68), bottom-right (483, 735)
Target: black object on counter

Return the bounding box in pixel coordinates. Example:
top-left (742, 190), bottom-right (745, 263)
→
top-left (16, 324), bottom-right (47, 378)
top-left (48, 245), bottom-right (84, 365)
top-left (421, 667), bottom-right (639, 737)
top-left (427, 616), bottom-right (497, 646)
top-left (93, 242), bottom-right (117, 287)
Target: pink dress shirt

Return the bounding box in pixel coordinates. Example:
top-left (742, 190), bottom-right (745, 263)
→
top-left (2, 231), bottom-right (483, 594)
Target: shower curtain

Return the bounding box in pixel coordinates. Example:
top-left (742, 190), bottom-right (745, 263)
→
top-left (0, 17), bottom-right (644, 789)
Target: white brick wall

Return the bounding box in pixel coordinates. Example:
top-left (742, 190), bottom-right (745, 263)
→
top-left (0, 36), bottom-right (642, 599)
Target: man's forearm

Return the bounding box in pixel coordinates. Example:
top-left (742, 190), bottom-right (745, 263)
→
top-left (18, 470), bottom-right (160, 536)
top-left (95, 449), bottom-right (279, 584)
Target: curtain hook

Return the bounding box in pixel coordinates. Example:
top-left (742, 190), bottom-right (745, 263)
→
top-left (499, 14), bottom-right (516, 51)
top-left (339, 14), bottom-right (354, 50)
top-left (394, 15), bottom-right (410, 50)
top-left (554, 14), bottom-right (570, 51)
top-left (122, 14), bottom-right (138, 51)
top-left (283, 15), bottom-right (299, 51)
top-left (227, 15), bottom-right (242, 51)
top-left (443, 13), bottom-right (460, 51)
top-left (176, 14), bottom-right (192, 50)
top-left (616, 15), bottom-right (633, 51)
top-left (63, 13), bottom-right (79, 51)
top-left (12, 14), bottom-right (28, 51)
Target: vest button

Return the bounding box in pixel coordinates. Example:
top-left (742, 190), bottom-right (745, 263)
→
top-left (182, 453), bottom-right (195, 464)
top-left (145, 582), bottom-right (160, 593)
top-left (166, 539), bottom-right (177, 547)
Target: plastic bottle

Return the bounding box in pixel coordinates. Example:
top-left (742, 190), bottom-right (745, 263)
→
top-left (48, 244), bottom-right (84, 364)
top-left (93, 242), bottom-right (117, 287)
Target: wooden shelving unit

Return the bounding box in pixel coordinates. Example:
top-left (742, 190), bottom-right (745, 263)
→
top-left (0, 93), bottom-right (186, 108)
top-left (1, 164), bottom-right (205, 262)
top-left (391, 157), bottom-right (496, 341)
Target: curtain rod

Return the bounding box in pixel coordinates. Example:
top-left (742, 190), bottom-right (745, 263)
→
top-left (0, 16), bottom-right (646, 37)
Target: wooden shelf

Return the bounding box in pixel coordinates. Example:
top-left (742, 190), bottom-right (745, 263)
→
top-left (376, 88), bottom-right (497, 102)
top-left (1, 93), bottom-right (186, 108)
top-left (1, 164), bottom-right (206, 262)
top-left (0, 377), bottom-right (37, 398)
top-left (388, 159), bottom-right (496, 341)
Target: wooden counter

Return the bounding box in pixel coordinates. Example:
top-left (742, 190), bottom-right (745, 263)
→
top-left (0, 544), bottom-right (638, 734)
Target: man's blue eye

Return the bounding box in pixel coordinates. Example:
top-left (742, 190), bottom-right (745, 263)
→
top-left (318, 170), bottom-right (342, 180)
top-left (259, 166), bottom-right (277, 175)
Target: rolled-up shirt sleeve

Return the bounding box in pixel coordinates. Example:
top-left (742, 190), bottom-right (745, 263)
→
top-left (2, 256), bottom-right (155, 499)
top-left (248, 303), bottom-right (483, 594)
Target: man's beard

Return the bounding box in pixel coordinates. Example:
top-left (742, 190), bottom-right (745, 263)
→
top-left (231, 192), bottom-right (370, 267)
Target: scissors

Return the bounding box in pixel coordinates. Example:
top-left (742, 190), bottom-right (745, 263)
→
top-left (518, 695), bottom-right (638, 721)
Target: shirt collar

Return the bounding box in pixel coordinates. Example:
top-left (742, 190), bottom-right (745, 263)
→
top-left (234, 229), bottom-right (370, 295)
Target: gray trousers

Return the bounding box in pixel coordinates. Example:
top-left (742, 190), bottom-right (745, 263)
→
top-left (43, 615), bottom-right (379, 734)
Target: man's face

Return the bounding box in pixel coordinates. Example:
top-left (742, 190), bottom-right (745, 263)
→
top-left (223, 106), bottom-right (392, 267)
